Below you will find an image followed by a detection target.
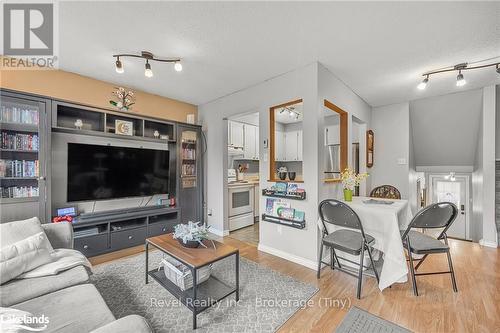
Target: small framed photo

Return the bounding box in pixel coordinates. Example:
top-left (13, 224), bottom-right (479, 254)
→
top-left (115, 119), bottom-right (133, 136)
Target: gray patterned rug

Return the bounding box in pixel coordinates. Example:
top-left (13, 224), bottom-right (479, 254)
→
top-left (91, 250), bottom-right (318, 332)
top-left (336, 307), bottom-right (412, 333)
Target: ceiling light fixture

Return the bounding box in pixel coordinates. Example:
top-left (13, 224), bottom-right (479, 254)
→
top-left (115, 57), bottom-right (124, 73)
top-left (456, 70), bottom-right (466, 87)
top-left (417, 75), bottom-right (429, 90)
top-left (144, 60), bottom-right (153, 78)
top-left (279, 106), bottom-right (302, 120)
top-left (112, 51), bottom-right (182, 76)
top-left (418, 58), bottom-right (500, 90)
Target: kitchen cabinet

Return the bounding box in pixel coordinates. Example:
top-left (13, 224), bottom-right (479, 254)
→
top-left (229, 121), bottom-right (244, 148)
top-left (243, 124), bottom-right (259, 160)
top-left (275, 130), bottom-right (285, 161)
top-left (284, 130), bottom-right (303, 161)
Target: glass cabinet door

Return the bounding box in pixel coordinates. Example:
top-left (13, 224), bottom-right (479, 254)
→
top-left (0, 92), bottom-right (48, 223)
top-left (180, 130), bottom-right (197, 189)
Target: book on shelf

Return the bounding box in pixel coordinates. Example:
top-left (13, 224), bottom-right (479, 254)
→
top-left (0, 105), bottom-right (39, 125)
top-left (1, 186), bottom-right (39, 198)
top-left (1, 132), bottom-right (39, 151)
top-left (0, 159), bottom-right (39, 178)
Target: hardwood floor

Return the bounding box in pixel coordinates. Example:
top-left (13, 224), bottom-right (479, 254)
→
top-left (227, 222), bottom-right (259, 245)
top-left (89, 236), bottom-right (500, 333)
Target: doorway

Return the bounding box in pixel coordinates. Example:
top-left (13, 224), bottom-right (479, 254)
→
top-left (428, 173), bottom-right (471, 240)
top-left (226, 111), bottom-right (260, 246)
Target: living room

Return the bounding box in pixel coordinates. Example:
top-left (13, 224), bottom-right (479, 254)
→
top-left (1, 2), bottom-right (499, 333)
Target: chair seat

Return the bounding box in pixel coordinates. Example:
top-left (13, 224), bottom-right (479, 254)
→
top-left (322, 229), bottom-right (375, 255)
top-left (403, 230), bottom-right (449, 254)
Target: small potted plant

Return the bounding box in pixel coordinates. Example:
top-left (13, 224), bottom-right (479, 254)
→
top-left (340, 168), bottom-right (368, 201)
top-left (173, 221), bottom-right (210, 248)
top-left (109, 87), bottom-right (135, 111)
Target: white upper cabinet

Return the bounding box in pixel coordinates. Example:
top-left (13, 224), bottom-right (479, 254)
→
top-left (243, 124), bottom-right (258, 160)
top-left (229, 121), bottom-right (244, 147)
top-left (284, 130), bottom-right (303, 161)
top-left (275, 130), bottom-right (285, 161)
top-left (325, 125), bottom-right (340, 145)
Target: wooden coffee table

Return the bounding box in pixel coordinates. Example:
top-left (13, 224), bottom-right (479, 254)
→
top-left (145, 234), bottom-right (239, 329)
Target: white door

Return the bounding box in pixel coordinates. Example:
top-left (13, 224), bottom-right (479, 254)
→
top-left (285, 131), bottom-right (298, 161)
top-left (325, 125), bottom-right (340, 145)
top-left (229, 121), bottom-right (244, 148)
top-left (243, 124), bottom-right (256, 159)
top-left (430, 176), bottom-right (469, 240)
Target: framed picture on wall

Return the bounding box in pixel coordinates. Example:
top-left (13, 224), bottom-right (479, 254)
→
top-left (115, 119), bottom-right (134, 136)
top-left (366, 130), bottom-right (374, 168)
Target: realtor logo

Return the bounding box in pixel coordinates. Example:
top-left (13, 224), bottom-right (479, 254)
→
top-left (3, 3), bottom-right (54, 56)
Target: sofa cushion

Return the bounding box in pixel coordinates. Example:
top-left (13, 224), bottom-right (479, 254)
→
top-left (0, 232), bottom-right (53, 284)
top-left (1, 265), bottom-right (89, 307)
top-left (13, 284), bottom-right (115, 333)
top-left (0, 217), bottom-right (53, 252)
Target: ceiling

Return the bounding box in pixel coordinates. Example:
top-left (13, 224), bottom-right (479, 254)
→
top-left (58, 2), bottom-right (500, 107)
top-left (410, 89), bottom-right (483, 167)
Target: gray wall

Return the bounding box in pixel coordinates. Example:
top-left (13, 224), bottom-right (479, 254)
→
top-left (51, 132), bottom-right (169, 216)
top-left (369, 102), bottom-right (410, 199)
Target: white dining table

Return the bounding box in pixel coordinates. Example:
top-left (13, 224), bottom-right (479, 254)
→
top-left (317, 196), bottom-right (413, 290)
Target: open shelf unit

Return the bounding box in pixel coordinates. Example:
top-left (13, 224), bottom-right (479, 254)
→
top-left (52, 101), bottom-right (176, 143)
top-left (261, 214), bottom-right (306, 229)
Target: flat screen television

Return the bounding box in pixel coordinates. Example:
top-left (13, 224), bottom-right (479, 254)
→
top-left (67, 143), bottom-right (169, 202)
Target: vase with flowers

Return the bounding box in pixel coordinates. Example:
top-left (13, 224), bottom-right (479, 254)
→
top-left (340, 168), bottom-right (368, 201)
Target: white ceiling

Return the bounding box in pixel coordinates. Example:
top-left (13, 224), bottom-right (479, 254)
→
top-left (410, 89), bottom-right (483, 167)
top-left (58, 2), bottom-right (500, 107)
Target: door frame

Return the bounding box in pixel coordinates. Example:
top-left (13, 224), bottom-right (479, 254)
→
top-left (427, 173), bottom-right (471, 240)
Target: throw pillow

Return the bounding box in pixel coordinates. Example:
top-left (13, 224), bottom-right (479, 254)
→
top-left (0, 217), bottom-right (53, 252)
top-left (0, 232), bottom-right (53, 284)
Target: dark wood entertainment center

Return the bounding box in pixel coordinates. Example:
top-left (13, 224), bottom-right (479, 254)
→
top-left (0, 89), bottom-right (203, 257)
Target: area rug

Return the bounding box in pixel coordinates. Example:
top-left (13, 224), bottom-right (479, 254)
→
top-left (336, 307), bottom-right (412, 333)
top-left (91, 250), bottom-right (318, 332)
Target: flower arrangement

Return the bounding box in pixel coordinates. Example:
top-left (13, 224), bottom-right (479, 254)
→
top-left (340, 168), bottom-right (368, 201)
top-left (109, 87), bottom-right (135, 111)
top-left (340, 168), bottom-right (368, 190)
top-left (173, 221), bottom-right (210, 248)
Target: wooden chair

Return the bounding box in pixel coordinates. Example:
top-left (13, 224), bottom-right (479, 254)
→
top-left (370, 185), bottom-right (401, 199)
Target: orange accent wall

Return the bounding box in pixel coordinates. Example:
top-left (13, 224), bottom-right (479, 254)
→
top-left (0, 65), bottom-right (197, 122)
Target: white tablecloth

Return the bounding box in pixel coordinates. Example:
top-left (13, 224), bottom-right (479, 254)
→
top-left (318, 197), bottom-right (412, 290)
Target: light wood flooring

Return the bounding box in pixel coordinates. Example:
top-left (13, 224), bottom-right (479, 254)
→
top-left (227, 222), bottom-right (259, 246)
top-left (89, 235), bottom-right (500, 333)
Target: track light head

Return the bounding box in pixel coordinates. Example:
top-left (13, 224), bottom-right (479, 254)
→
top-left (115, 58), bottom-right (124, 73)
top-left (174, 61), bottom-right (183, 72)
top-left (456, 71), bottom-right (466, 87)
top-left (144, 60), bottom-right (153, 78)
top-left (417, 76), bottom-right (429, 90)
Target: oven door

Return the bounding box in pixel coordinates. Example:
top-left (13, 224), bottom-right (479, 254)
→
top-left (228, 186), bottom-right (255, 217)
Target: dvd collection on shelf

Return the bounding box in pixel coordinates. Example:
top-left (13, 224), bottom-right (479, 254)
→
top-left (0, 105), bottom-right (39, 125)
top-left (1, 132), bottom-right (39, 151)
top-left (0, 159), bottom-right (39, 178)
top-left (1, 186), bottom-right (39, 199)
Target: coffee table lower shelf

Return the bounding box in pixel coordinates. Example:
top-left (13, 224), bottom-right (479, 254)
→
top-left (148, 268), bottom-right (237, 313)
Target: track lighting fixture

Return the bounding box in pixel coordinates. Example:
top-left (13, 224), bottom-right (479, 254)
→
top-left (280, 106), bottom-right (301, 120)
top-left (417, 75), bottom-right (429, 90)
top-left (115, 57), bottom-right (124, 73)
top-left (418, 58), bottom-right (500, 90)
top-left (112, 51), bottom-right (182, 77)
top-left (144, 60), bottom-right (153, 78)
top-left (456, 70), bottom-right (466, 87)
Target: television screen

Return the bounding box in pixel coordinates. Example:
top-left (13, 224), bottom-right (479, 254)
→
top-left (67, 143), bottom-right (169, 202)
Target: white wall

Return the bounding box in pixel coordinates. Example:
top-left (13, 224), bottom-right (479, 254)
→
top-left (408, 117), bottom-right (418, 214)
top-left (369, 103), bottom-right (410, 199)
top-left (199, 62), bottom-right (320, 267)
top-left (318, 64), bottom-right (372, 201)
top-left (496, 85), bottom-right (500, 159)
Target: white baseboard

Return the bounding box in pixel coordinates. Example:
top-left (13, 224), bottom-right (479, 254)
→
top-left (479, 239), bottom-right (498, 248)
top-left (257, 243), bottom-right (317, 270)
top-left (209, 227), bottom-right (229, 237)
